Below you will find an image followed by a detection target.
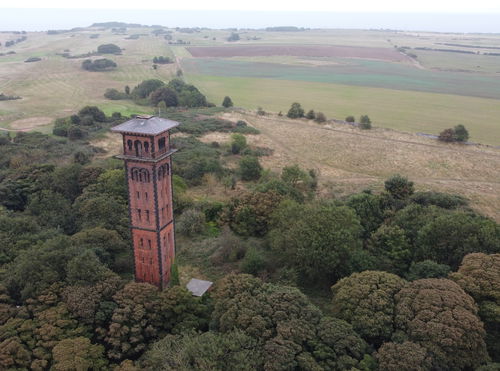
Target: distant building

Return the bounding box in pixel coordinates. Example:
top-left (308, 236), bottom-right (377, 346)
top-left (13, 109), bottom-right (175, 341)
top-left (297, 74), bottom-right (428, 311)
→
top-left (111, 115), bottom-right (179, 289)
top-left (186, 278), bottom-right (213, 297)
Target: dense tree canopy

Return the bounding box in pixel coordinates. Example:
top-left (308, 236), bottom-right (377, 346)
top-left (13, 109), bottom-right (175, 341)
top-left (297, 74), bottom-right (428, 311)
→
top-left (331, 271), bottom-right (406, 345)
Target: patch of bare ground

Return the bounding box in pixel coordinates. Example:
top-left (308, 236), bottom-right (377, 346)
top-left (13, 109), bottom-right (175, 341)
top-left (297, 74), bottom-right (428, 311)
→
top-left (8, 116), bottom-right (53, 130)
top-left (92, 132), bottom-right (123, 157)
top-left (219, 111), bottom-right (500, 221)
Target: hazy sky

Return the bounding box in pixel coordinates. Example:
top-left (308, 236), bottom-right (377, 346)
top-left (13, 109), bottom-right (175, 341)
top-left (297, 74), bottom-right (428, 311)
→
top-left (3, 0), bottom-right (500, 12)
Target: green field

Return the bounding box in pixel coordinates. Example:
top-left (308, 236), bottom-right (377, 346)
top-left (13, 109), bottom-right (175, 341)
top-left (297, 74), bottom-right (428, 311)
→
top-left (1, 27), bottom-right (500, 145)
top-left (186, 74), bottom-right (500, 145)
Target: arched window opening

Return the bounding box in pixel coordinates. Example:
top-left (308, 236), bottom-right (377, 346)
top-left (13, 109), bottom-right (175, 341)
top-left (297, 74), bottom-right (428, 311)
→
top-left (144, 141), bottom-right (149, 153)
top-left (131, 168), bottom-right (139, 181)
top-left (140, 169), bottom-right (150, 183)
top-left (127, 139), bottom-right (133, 151)
top-left (158, 137), bottom-right (166, 151)
top-left (165, 163), bottom-right (170, 175)
top-left (134, 140), bottom-right (142, 157)
top-left (158, 166), bottom-right (164, 180)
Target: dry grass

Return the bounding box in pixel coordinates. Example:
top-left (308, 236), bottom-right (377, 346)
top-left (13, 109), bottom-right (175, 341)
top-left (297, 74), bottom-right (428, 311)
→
top-left (220, 112), bottom-right (500, 221)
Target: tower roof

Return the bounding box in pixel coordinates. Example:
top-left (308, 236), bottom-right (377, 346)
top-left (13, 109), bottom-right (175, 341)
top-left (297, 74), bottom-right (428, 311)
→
top-left (111, 115), bottom-right (180, 135)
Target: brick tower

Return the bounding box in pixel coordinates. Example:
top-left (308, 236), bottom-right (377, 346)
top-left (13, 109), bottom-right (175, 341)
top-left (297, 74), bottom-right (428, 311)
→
top-left (111, 115), bottom-right (179, 289)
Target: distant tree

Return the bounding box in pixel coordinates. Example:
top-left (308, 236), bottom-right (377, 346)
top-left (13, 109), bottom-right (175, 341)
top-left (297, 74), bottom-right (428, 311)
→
top-left (257, 107), bottom-right (266, 116)
top-left (152, 64), bottom-right (158, 70)
top-left (239, 156), bottom-right (262, 181)
top-left (78, 106), bottom-right (106, 122)
top-left (305, 109), bottom-right (316, 120)
top-left (131, 79), bottom-right (165, 99)
top-left (230, 133), bottom-right (246, 154)
top-left (331, 271), bottom-right (406, 345)
top-left (97, 43), bottom-right (122, 54)
top-left (360, 115), bottom-right (371, 124)
top-left (345, 115), bottom-right (356, 122)
top-left (394, 279), bottom-right (489, 370)
top-left (176, 208), bottom-right (206, 237)
top-left (222, 96), bottom-right (233, 108)
top-left (104, 88), bottom-right (127, 100)
top-left (124, 85), bottom-right (130, 95)
top-left (82, 58), bottom-right (117, 71)
top-left (347, 192), bottom-right (384, 238)
top-left (453, 124), bottom-right (469, 142)
top-left (287, 102), bottom-right (305, 118)
top-left (384, 174), bottom-right (414, 200)
top-left (315, 112), bottom-right (326, 123)
top-left (438, 128), bottom-right (455, 142)
top-left (150, 87), bottom-right (178, 107)
top-left (227, 32), bottom-right (240, 42)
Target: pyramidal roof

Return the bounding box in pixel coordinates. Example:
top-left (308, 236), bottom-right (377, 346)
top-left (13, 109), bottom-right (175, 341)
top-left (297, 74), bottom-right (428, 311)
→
top-left (111, 115), bottom-right (180, 135)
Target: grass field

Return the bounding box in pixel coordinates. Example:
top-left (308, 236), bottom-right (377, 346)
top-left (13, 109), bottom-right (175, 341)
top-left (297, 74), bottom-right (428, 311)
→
top-left (214, 112), bottom-right (500, 221)
top-left (186, 74), bottom-right (500, 145)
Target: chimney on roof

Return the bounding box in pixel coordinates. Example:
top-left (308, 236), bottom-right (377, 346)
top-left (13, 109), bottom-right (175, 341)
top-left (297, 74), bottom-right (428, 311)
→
top-left (136, 114), bottom-right (154, 120)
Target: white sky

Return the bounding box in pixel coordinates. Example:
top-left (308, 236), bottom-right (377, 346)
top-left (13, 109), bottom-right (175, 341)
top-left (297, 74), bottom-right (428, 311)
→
top-left (2, 0), bottom-right (500, 13)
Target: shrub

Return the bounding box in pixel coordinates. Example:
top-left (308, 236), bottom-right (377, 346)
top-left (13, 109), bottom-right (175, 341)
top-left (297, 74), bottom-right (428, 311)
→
top-left (239, 156), bottom-right (262, 181)
top-left (345, 115), bottom-right (356, 122)
top-left (315, 112), bottom-right (326, 123)
top-left (453, 124), bottom-right (469, 142)
top-left (305, 109), bottom-right (315, 120)
top-left (131, 79), bottom-right (165, 99)
top-left (384, 174), bottom-right (414, 200)
top-left (438, 128), bottom-right (455, 142)
top-left (230, 133), bottom-right (246, 154)
top-left (82, 58), bottom-right (117, 71)
top-left (24, 57), bottom-right (41, 63)
top-left (222, 96), bottom-right (233, 108)
top-left (287, 102), bottom-right (304, 118)
top-left (104, 88), bottom-right (127, 100)
top-left (240, 247), bottom-right (266, 275)
top-left (97, 43), bottom-right (121, 54)
top-left (176, 208), bottom-right (206, 237)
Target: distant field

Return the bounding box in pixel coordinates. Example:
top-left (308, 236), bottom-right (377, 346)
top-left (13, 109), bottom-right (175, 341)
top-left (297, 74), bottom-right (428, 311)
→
top-left (183, 57), bottom-right (500, 99)
top-left (186, 74), bottom-right (500, 145)
top-left (187, 45), bottom-right (410, 62)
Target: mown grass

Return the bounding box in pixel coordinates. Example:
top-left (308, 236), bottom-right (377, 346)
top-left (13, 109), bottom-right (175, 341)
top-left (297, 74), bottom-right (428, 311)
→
top-left (186, 74), bottom-right (500, 145)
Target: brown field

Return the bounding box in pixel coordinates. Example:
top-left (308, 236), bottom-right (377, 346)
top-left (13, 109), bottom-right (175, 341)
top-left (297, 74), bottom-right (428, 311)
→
top-left (217, 111), bottom-right (500, 221)
top-left (9, 116), bottom-right (52, 130)
top-left (187, 45), bottom-right (411, 62)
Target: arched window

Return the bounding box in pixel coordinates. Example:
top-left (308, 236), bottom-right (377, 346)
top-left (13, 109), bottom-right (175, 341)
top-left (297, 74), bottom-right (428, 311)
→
top-left (127, 139), bottom-right (133, 151)
top-left (140, 169), bottom-right (150, 183)
top-left (158, 137), bottom-right (166, 151)
top-left (144, 141), bottom-right (149, 153)
top-left (158, 166), bottom-right (164, 180)
top-left (131, 168), bottom-right (139, 181)
top-left (165, 163), bottom-right (170, 175)
top-left (134, 140), bottom-right (142, 157)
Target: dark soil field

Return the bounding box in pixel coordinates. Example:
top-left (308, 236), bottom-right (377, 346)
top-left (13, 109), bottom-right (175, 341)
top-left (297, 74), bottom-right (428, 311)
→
top-left (187, 45), bottom-right (411, 62)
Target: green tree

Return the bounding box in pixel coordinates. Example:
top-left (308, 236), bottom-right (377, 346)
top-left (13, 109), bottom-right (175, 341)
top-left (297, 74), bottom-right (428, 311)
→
top-left (406, 260), bottom-right (451, 280)
top-left (52, 337), bottom-right (108, 371)
top-left (176, 208), bottom-right (206, 237)
top-left (345, 115), bottom-right (356, 122)
top-left (222, 96), bottom-right (233, 108)
top-left (450, 253), bottom-right (500, 360)
top-left (230, 133), bottom-right (247, 154)
top-left (347, 192), bottom-right (384, 238)
top-left (438, 128), bottom-right (455, 142)
top-left (287, 102), bottom-right (305, 118)
top-left (140, 330), bottom-right (263, 370)
top-left (150, 87), bottom-right (178, 107)
top-left (331, 271), bottom-right (406, 345)
top-left (376, 341), bottom-right (433, 371)
top-left (315, 112), bottom-right (326, 123)
top-left (269, 200), bottom-right (363, 284)
top-left (124, 85), bottom-right (130, 95)
top-left (306, 109), bottom-right (316, 120)
top-left (394, 278), bottom-right (489, 370)
top-left (239, 156), bottom-right (262, 181)
top-left (97, 43), bottom-right (122, 54)
top-left (131, 79), bottom-right (165, 99)
top-left (26, 190), bottom-right (75, 233)
top-left (78, 106), bottom-right (106, 122)
top-left (368, 225), bottom-right (412, 275)
top-left (384, 174), bottom-right (414, 200)
top-left (453, 124), bottom-right (469, 142)
top-left (415, 212), bottom-right (500, 269)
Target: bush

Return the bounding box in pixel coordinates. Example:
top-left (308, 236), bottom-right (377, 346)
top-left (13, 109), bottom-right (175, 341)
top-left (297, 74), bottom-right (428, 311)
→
top-left (150, 87), bottom-right (178, 107)
top-left (24, 57), bottom-right (41, 63)
top-left (406, 260), bottom-right (451, 281)
top-left (222, 96), bottom-right (233, 108)
top-left (453, 124), bottom-right (469, 142)
top-left (230, 133), bottom-right (247, 154)
top-left (305, 109), bottom-right (315, 120)
top-left (240, 247), bottom-right (266, 275)
top-left (384, 174), bottom-right (414, 200)
top-left (360, 115), bottom-right (371, 124)
top-left (82, 58), bottom-right (117, 71)
top-left (315, 112), bottom-right (326, 123)
top-left (239, 156), bottom-right (262, 181)
top-left (152, 56), bottom-right (173, 64)
top-left (176, 208), bottom-right (206, 237)
top-left (438, 128), bottom-right (455, 142)
top-left (97, 43), bottom-right (122, 54)
top-left (360, 121), bottom-right (372, 129)
top-left (104, 88), bottom-right (127, 100)
top-left (287, 102), bottom-right (304, 118)
top-left (345, 115), bottom-right (355, 122)
top-left (131, 79), bottom-right (165, 99)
